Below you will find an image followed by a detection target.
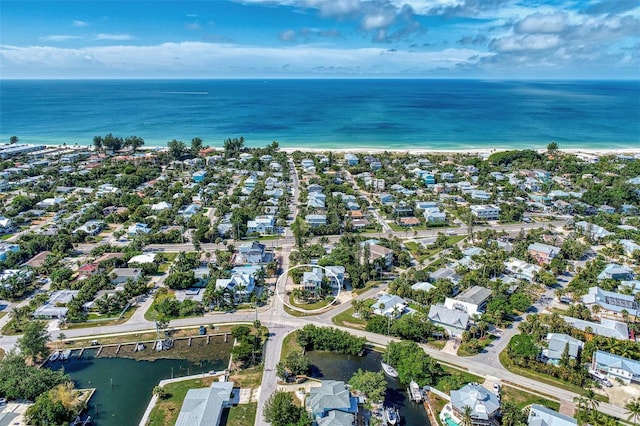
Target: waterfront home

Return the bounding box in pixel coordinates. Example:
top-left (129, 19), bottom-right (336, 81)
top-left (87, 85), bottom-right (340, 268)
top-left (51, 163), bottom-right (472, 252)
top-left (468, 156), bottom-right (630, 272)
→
top-left (470, 204), bottom-right (501, 220)
top-left (444, 285), bottom-right (492, 316)
top-left (371, 294), bottom-right (406, 317)
top-left (563, 317), bottom-right (629, 340)
top-left (110, 268), bottom-right (143, 285)
top-left (175, 381), bottom-right (234, 426)
top-left (527, 242), bottom-right (561, 265)
top-left (450, 383), bottom-right (501, 426)
top-left (528, 404), bottom-right (577, 426)
top-left (428, 305), bottom-right (469, 337)
top-left (306, 380), bottom-right (358, 425)
top-left (592, 350), bottom-right (640, 384)
top-left (306, 214), bottom-right (327, 228)
top-left (582, 286), bottom-right (638, 317)
top-left (541, 333), bottom-right (583, 366)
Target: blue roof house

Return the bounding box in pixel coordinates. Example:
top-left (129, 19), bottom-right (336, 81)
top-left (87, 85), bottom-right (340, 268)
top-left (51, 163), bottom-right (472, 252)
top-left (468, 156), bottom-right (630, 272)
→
top-left (192, 170), bottom-right (206, 183)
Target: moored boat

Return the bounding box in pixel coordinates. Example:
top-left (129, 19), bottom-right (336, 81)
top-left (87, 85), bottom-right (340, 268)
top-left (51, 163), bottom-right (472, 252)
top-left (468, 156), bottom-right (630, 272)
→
top-left (49, 351), bottom-right (60, 362)
top-left (60, 349), bottom-right (72, 360)
top-left (383, 406), bottom-right (400, 425)
top-left (381, 361), bottom-right (399, 378)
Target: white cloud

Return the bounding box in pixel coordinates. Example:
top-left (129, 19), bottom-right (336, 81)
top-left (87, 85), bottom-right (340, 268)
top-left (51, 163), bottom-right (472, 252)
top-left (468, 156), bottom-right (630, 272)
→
top-left (72, 20), bottom-right (89, 27)
top-left (0, 41), bottom-right (488, 78)
top-left (516, 12), bottom-right (567, 34)
top-left (39, 35), bottom-right (83, 42)
top-left (279, 29), bottom-right (297, 41)
top-left (94, 33), bottom-right (133, 41)
top-left (491, 34), bottom-right (561, 52)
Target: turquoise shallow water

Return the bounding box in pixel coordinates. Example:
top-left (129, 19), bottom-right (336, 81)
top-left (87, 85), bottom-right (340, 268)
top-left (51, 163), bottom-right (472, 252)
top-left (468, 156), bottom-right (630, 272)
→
top-left (1, 79), bottom-right (639, 149)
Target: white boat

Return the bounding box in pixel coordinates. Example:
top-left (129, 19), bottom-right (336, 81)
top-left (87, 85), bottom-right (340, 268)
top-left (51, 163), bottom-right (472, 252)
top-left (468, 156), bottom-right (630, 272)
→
top-left (381, 361), bottom-right (399, 378)
top-left (409, 380), bottom-right (423, 402)
top-left (49, 351), bottom-right (60, 362)
top-left (383, 406), bottom-right (400, 425)
top-left (60, 349), bottom-right (72, 360)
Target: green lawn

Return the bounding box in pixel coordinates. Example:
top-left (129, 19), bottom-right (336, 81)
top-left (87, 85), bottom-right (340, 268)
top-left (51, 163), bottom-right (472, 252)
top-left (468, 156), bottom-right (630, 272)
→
top-left (457, 335), bottom-right (497, 357)
top-left (64, 306), bottom-right (136, 330)
top-left (279, 331), bottom-right (302, 363)
top-left (502, 384), bottom-right (560, 411)
top-left (499, 350), bottom-right (609, 403)
top-left (226, 402), bottom-right (257, 426)
top-left (331, 307), bottom-right (367, 329)
top-left (288, 294), bottom-right (331, 311)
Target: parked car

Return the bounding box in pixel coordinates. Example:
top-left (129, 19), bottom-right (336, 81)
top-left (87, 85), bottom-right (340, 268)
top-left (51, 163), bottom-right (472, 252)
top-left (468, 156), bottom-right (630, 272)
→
top-left (493, 383), bottom-right (501, 394)
top-left (0, 398), bottom-right (7, 405)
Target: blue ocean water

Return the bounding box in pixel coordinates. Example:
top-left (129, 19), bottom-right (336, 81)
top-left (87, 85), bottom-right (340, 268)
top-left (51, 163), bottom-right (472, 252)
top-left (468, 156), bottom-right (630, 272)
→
top-left (0, 79), bottom-right (638, 150)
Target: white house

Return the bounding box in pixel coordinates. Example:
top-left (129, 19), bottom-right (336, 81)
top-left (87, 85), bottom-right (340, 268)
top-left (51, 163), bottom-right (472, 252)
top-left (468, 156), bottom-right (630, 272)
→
top-left (371, 294), bottom-right (406, 317)
top-left (444, 285), bottom-right (492, 316)
top-left (470, 204), bottom-right (501, 220)
top-left (247, 215), bottom-right (275, 235)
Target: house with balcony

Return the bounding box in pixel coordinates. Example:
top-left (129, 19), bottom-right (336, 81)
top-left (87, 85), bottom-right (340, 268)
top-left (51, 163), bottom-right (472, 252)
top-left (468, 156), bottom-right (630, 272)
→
top-left (247, 215), bottom-right (275, 235)
top-left (306, 214), bottom-right (327, 228)
top-left (582, 286), bottom-right (638, 317)
top-left (592, 350), bottom-right (640, 384)
top-left (324, 265), bottom-right (345, 289)
top-left (597, 264), bottom-right (634, 281)
top-left (470, 204), bottom-right (501, 220)
top-left (302, 267), bottom-right (324, 293)
top-left (237, 241), bottom-right (271, 264)
top-left (444, 285), bottom-right (492, 316)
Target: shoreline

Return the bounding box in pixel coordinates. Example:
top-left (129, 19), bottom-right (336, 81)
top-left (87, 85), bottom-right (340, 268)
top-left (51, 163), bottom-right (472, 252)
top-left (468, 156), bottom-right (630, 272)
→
top-left (14, 141), bottom-right (640, 157)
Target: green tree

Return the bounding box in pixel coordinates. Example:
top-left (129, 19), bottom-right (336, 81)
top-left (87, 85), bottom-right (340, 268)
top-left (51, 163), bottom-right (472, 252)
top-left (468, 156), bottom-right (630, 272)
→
top-left (17, 321), bottom-right (51, 362)
top-left (626, 396), bottom-right (640, 425)
top-left (461, 405), bottom-right (473, 426)
top-left (291, 216), bottom-right (309, 248)
top-left (348, 369), bottom-right (386, 401)
top-left (153, 385), bottom-right (170, 400)
top-left (191, 137), bottom-right (204, 155)
top-left (278, 349), bottom-right (310, 376)
top-left (167, 139), bottom-right (187, 160)
top-left (263, 390), bottom-right (310, 426)
top-left (9, 135), bottom-right (19, 144)
top-left (125, 135), bottom-right (145, 152)
top-left (547, 141), bottom-right (559, 156)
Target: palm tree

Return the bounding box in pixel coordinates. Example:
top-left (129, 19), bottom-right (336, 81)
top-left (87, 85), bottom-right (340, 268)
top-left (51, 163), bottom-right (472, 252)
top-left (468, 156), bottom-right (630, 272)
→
top-left (584, 388), bottom-right (599, 412)
top-left (573, 396), bottom-right (588, 417)
top-left (461, 405), bottom-right (473, 426)
top-left (626, 397), bottom-right (640, 425)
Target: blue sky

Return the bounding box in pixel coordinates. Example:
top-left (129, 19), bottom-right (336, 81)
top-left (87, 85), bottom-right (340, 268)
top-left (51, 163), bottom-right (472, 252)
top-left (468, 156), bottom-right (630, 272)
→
top-left (1, 0), bottom-right (638, 79)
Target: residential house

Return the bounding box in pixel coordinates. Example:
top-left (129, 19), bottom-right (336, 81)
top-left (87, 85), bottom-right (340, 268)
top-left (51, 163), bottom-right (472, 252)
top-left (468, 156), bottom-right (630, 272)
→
top-left (74, 220), bottom-right (106, 236)
top-left (0, 217), bottom-right (16, 234)
top-left (247, 215), bottom-right (275, 235)
top-left (563, 317), bottom-right (629, 340)
top-left (471, 190), bottom-right (491, 201)
top-left (371, 294), bottom-right (406, 317)
top-left (411, 281), bottom-right (436, 292)
top-left (542, 333), bottom-right (583, 366)
top-left (582, 286), bottom-right (638, 317)
top-left (575, 221), bottom-right (613, 240)
top-left (597, 264), bottom-right (634, 281)
top-left (302, 267), bottom-right (324, 293)
top-left (128, 253), bottom-right (156, 265)
top-left (450, 383), bottom-right (501, 426)
top-left (344, 153), bottom-right (359, 166)
top-left (78, 263), bottom-right (99, 278)
top-left (33, 290), bottom-right (80, 319)
top-left (110, 268), bottom-right (143, 285)
top-left (428, 305), bottom-right (469, 337)
top-left (192, 170), bottom-right (206, 183)
top-left (378, 193), bottom-right (396, 206)
top-left (430, 267), bottom-right (461, 284)
top-left (504, 258), bottom-right (541, 282)
top-left (444, 285), bottom-right (492, 316)
top-left (127, 222), bottom-right (152, 236)
top-left (306, 214), bottom-right (327, 227)
top-left (424, 174), bottom-right (436, 185)
top-left (325, 265), bottom-right (345, 289)
top-left (592, 350), bottom-right (640, 384)
top-left (175, 381), bottom-right (234, 426)
top-left (621, 204), bottom-right (639, 215)
top-left (397, 216), bottom-right (420, 227)
top-left (0, 244), bottom-right (19, 261)
top-left (528, 242), bottom-right (561, 265)
top-left (151, 201), bottom-right (172, 211)
top-left (424, 207), bottom-right (446, 223)
top-left (365, 243), bottom-right (394, 270)
top-left (470, 204), bottom-right (501, 220)
top-left (621, 240), bottom-right (640, 257)
top-left (301, 158), bottom-right (315, 171)
top-left (35, 197), bottom-right (65, 209)
top-left (308, 192), bottom-right (327, 209)
top-left (306, 380), bottom-right (358, 425)
top-left (599, 205), bottom-right (616, 214)
top-left (237, 241), bottom-right (271, 264)
top-left (216, 272), bottom-right (255, 302)
top-left (527, 404), bottom-right (577, 426)
top-left (178, 203), bottom-right (201, 219)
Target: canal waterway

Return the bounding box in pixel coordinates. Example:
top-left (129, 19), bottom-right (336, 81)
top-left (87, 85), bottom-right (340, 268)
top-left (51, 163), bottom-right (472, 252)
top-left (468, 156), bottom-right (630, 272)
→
top-left (307, 350), bottom-right (431, 426)
top-left (50, 345), bottom-right (231, 426)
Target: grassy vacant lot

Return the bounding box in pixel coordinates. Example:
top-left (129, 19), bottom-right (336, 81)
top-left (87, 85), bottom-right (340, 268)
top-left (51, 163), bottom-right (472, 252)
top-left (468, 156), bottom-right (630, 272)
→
top-left (147, 376), bottom-right (217, 426)
top-left (499, 350), bottom-right (609, 403)
top-left (332, 307), bottom-right (367, 329)
top-left (225, 402), bottom-right (257, 426)
top-left (279, 331), bottom-right (302, 362)
top-left (502, 385), bottom-right (560, 411)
